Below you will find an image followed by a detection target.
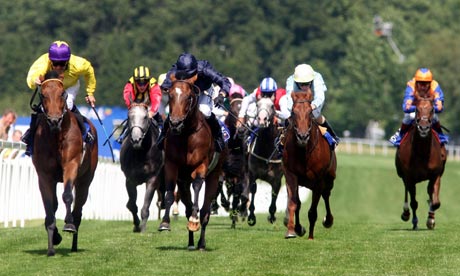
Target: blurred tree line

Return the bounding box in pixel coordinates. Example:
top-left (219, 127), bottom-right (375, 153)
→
top-left (0, 0), bottom-right (458, 140)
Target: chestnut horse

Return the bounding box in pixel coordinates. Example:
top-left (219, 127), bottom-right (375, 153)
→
top-left (158, 76), bottom-right (226, 250)
top-left (395, 92), bottom-right (447, 230)
top-left (282, 91), bottom-right (336, 239)
top-left (33, 71), bottom-right (98, 256)
top-left (120, 96), bottom-right (164, 233)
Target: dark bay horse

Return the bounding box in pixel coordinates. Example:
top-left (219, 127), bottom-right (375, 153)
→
top-left (120, 96), bottom-right (164, 233)
top-left (221, 93), bottom-right (247, 227)
top-left (282, 91), bottom-right (336, 239)
top-left (244, 97), bottom-right (284, 226)
top-left (32, 71), bottom-right (98, 256)
top-left (395, 92), bottom-right (447, 230)
top-left (158, 76), bottom-right (226, 250)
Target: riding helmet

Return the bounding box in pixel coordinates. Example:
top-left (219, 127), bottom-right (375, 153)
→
top-left (414, 68), bottom-right (433, 82)
top-left (293, 64), bottom-right (315, 83)
top-left (260, 77), bottom-right (278, 93)
top-left (48, 41), bottom-right (71, 61)
top-left (175, 53), bottom-right (198, 79)
top-left (134, 66), bottom-right (151, 81)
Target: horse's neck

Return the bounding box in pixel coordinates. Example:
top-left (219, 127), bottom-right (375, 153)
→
top-left (411, 129), bottom-right (433, 156)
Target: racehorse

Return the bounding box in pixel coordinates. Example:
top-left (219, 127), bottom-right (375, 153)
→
top-left (221, 93), bottom-right (247, 227)
top-left (395, 92), bottom-right (447, 230)
top-left (282, 91), bottom-right (336, 239)
top-left (32, 71), bottom-right (98, 256)
top-left (244, 97), bottom-right (284, 226)
top-left (120, 96), bottom-right (164, 233)
top-left (158, 75), bottom-right (226, 250)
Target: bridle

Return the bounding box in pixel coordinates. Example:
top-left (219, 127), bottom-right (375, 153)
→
top-left (128, 102), bottom-right (150, 140)
top-left (414, 97), bottom-right (434, 138)
top-left (168, 80), bottom-right (200, 132)
top-left (39, 78), bottom-right (68, 130)
top-left (291, 98), bottom-right (314, 145)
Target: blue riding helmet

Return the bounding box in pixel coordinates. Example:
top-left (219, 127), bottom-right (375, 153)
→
top-left (176, 53), bottom-right (198, 79)
top-left (260, 77), bottom-right (277, 97)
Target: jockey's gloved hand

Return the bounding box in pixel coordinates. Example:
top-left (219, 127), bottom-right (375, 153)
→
top-left (214, 91), bottom-right (226, 107)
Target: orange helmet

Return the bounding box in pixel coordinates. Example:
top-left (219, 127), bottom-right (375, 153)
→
top-left (414, 68), bottom-right (433, 82)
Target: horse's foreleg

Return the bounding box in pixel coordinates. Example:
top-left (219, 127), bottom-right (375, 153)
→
top-left (401, 187), bottom-right (410, 221)
top-left (285, 176), bottom-right (301, 238)
top-left (125, 180), bottom-right (140, 232)
top-left (139, 177), bottom-right (157, 233)
top-left (268, 177), bottom-right (282, 224)
top-left (426, 177), bottom-right (441, 229)
top-left (307, 190), bottom-right (321, 240)
top-left (407, 184), bottom-right (418, 230)
top-left (62, 179), bottom-right (76, 233)
top-left (247, 178), bottom-right (257, 226)
top-left (159, 187), bottom-right (174, 231)
top-left (71, 179), bottom-right (91, 253)
top-left (230, 178), bottom-right (242, 228)
top-left (321, 182), bottom-right (334, 228)
top-left (39, 179), bottom-right (61, 256)
top-left (187, 176), bottom-right (204, 232)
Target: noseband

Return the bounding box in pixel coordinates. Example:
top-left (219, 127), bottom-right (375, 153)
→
top-left (168, 80), bottom-right (200, 132)
top-left (291, 99), bottom-right (314, 145)
top-left (415, 98), bottom-right (434, 138)
top-left (128, 103), bottom-right (150, 139)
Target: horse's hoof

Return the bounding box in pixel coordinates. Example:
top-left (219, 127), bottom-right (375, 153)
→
top-left (401, 211), bottom-right (410, 222)
top-left (247, 215), bottom-right (256, 226)
top-left (295, 225), bottom-right (306, 237)
top-left (267, 215), bottom-right (276, 224)
top-left (188, 245), bottom-right (196, 251)
top-left (187, 222), bottom-right (200, 232)
top-left (133, 225), bottom-right (141, 233)
top-left (322, 216), bottom-right (334, 228)
top-left (285, 231), bottom-right (297, 239)
top-left (158, 222), bottom-right (171, 232)
top-left (47, 249), bottom-right (56, 257)
top-left (53, 232), bottom-right (62, 245)
top-left (426, 218), bottom-right (435, 230)
top-left (63, 224), bottom-right (76, 233)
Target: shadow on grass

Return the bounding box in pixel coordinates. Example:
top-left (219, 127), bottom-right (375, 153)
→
top-left (24, 248), bottom-right (87, 256)
top-left (156, 246), bottom-right (215, 252)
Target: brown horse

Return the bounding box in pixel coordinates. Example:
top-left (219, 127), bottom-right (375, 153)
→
top-left (395, 92), bottom-right (447, 230)
top-left (282, 91), bottom-right (337, 239)
top-left (158, 75), bottom-right (226, 250)
top-left (32, 71), bottom-right (98, 256)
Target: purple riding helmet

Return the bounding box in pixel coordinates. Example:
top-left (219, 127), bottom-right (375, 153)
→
top-left (48, 41), bottom-right (71, 61)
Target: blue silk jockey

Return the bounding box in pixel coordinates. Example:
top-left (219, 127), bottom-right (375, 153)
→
top-left (158, 52), bottom-right (231, 152)
top-left (389, 68), bottom-right (448, 146)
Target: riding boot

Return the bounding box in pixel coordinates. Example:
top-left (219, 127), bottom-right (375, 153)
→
top-left (157, 116), bottom-right (170, 150)
top-left (320, 119), bottom-right (340, 144)
top-left (153, 112), bottom-right (164, 133)
top-left (432, 121), bottom-right (443, 134)
top-left (21, 113), bottom-right (38, 156)
top-left (389, 123), bottom-right (411, 145)
top-left (206, 113), bottom-right (225, 152)
top-left (71, 106), bottom-right (94, 144)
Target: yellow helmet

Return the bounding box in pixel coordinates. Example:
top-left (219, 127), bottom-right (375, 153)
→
top-left (158, 73), bottom-right (167, 86)
top-left (414, 68), bottom-right (433, 82)
top-left (293, 64), bottom-right (315, 83)
top-left (133, 66), bottom-right (151, 81)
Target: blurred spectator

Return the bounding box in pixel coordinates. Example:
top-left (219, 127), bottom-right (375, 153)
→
top-left (0, 109), bottom-right (17, 140)
top-left (12, 129), bottom-right (23, 142)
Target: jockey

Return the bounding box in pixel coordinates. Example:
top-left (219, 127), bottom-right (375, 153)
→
top-left (237, 77), bottom-right (282, 128)
top-left (23, 40), bottom-right (97, 156)
top-left (389, 68), bottom-right (447, 146)
top-left (116, 66), bottom-right (163, 143)
top-left (279, 63), bottom-right (339, 146)
top-left (158, 52), bottom-right (231, 152)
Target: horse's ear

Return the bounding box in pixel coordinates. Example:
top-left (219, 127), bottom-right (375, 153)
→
top-left (170, 73), bottom-right (177, 82)
top-left (189, 74), bottom-right (198, 84)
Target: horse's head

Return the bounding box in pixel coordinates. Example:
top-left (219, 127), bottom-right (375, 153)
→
top-left (128, 101), bottom-right (150, 149)
top-left (40, 71), bottom-right (67, 131)
top-left (256, 97), bottom-right (275, 128)
top-left (290, 91), bottom-right (313, 146)
top-left (167, 74), bottom-right (199, 134)
top-left (414, 93), bottom-right (434, 138)
top-left (229, 94), bottom-right (243, 117)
